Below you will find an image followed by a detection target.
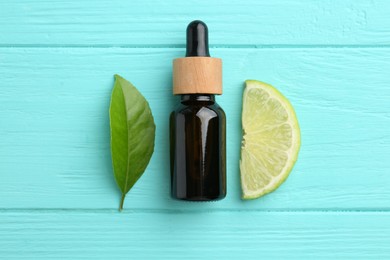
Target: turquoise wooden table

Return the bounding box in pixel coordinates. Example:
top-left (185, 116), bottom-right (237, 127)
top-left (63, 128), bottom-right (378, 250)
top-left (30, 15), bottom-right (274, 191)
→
top-left (1, 1), bottom-right (390, 259)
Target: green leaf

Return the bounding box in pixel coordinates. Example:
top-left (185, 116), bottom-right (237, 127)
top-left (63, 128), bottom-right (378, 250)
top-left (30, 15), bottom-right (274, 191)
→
top-left (109, 74), bottom-right (156, 211)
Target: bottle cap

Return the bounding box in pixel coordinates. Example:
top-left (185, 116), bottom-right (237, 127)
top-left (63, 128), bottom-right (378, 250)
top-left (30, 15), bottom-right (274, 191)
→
top-left (173, 21), bottom-right (222, 95)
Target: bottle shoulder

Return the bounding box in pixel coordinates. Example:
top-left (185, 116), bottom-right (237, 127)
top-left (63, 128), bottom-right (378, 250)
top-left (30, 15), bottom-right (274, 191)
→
top-left (172, 101), bottom-right (225, 118)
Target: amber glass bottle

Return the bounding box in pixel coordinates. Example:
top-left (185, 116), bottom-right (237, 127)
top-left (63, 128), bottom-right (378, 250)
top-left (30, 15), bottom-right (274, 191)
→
top-left (170, 21), bottom-right (226, 201)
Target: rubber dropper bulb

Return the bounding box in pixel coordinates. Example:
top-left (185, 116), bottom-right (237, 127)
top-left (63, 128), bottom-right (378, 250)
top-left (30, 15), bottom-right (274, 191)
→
top-left (185, 20), bottom-right (210, 57)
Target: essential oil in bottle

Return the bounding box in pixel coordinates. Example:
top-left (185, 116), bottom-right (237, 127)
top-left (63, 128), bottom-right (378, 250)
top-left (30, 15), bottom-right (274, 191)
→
top-left (170, 20), bottom-right (226, 201)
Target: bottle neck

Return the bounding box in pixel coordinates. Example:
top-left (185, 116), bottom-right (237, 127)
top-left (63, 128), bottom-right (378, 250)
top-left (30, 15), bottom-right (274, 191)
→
top-left (180, 94), bottom-right (215, 102)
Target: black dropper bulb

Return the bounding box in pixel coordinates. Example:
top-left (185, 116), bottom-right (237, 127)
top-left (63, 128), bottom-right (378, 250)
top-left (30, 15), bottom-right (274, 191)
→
top-left (185, 20), bottom-right (210, 57)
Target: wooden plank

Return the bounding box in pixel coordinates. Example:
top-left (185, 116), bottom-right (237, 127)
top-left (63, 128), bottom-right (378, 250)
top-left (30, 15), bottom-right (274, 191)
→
top-left (0, 48), bottom-right (389, 209)
top-left (0, 0), bottom-right (389, 46)
top-left (0, 211), bottom-right (389, 259)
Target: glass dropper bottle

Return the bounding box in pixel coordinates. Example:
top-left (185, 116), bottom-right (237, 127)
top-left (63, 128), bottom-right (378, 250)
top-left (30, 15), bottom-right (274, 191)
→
top-left (170, 20), bottom-right (226, 201)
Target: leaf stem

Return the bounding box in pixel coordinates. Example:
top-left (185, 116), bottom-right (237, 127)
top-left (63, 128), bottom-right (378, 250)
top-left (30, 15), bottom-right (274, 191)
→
top-left (119, 193), bottom-right (126, 211)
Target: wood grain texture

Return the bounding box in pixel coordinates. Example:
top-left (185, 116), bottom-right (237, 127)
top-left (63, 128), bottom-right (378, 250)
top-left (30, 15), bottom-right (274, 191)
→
top-left (1, 1), bottom-right (390, 258)
top-left (0, 211), bottom-right (389, 259)
top-left (173, 57), bottom-right (222, 94)
top-left (0, 0), bottom-right (390, 46)
top-left (0, 48), bottom-right (389, 209)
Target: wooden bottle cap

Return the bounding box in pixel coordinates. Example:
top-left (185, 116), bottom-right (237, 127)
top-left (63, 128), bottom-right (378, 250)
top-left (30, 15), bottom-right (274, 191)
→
top-left (173, 57), bottom-right (222, 95)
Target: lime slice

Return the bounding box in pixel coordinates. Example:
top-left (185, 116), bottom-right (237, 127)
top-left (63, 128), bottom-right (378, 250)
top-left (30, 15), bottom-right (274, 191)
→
top-left (240, 80), bottom-right (301, 199)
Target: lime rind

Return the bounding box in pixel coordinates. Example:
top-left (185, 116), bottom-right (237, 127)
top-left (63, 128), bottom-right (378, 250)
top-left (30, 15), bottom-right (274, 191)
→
top-left (240, 80), bottom-right (301, 199)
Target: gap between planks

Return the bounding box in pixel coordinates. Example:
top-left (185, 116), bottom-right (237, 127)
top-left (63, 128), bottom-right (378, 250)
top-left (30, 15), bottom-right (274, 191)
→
top-left (1, 208), bottom-right (390, 214)
top-left (1, 44), bottom-right (390, 49)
